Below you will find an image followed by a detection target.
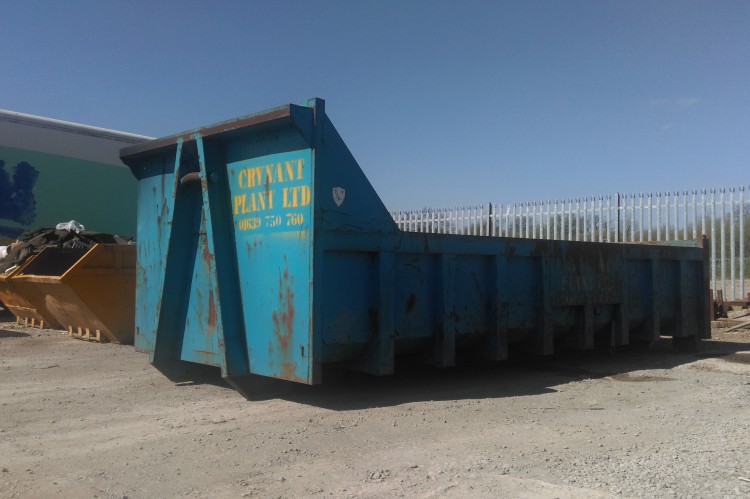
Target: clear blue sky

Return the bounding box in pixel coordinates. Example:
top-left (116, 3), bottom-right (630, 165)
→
top-left (2, 1), bottom-right (748, 210)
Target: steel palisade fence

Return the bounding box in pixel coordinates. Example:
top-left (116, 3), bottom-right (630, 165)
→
top-left (391, 187), bottom-right (748, 301)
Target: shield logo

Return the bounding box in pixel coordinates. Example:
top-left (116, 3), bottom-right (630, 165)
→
top-left (332, 187), bottom-right (345, 207)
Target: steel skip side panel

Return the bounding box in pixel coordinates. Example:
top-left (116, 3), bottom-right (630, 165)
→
top-left (228, 149), bottom-right (313, 383)
top-left (320, 251), bottom-right (375, 349)
top-left (133, 155), bottom-right (176, 353)
top-left (121, 99), bottom-right (711, 393)
top-left (178, 230), bottom-right (222, 367)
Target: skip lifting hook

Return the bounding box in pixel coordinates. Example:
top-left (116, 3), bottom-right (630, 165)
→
top-left (179, 172), bottom-right (220, 187)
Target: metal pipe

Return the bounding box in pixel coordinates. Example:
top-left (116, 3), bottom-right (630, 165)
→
top-left (683, 191), bottom-right (688, 240)
top-left (701, 190), bottom-right (706, 239)
top-left (656, 193), bottom-right (662, 242)
top-left (552, 200), bottom-right (558, 240)
top-left (524, 203), bottom-right (530, 239)
top-left (506, 203), bottom-right (511, 237)
top-left (539, 201), bottom-right (544, 239)
top-left (672, 191), bottom-right (680, 241)
top-left (665, 192), bottom-right (671, 241)
top-left (583, 197), bottom-right (588, 242)
top-left (639, 193), bottom-right (644, 242)
top-left (543, 201), bottom-right (547, 239)
top-left (605, 195), bottom-right (611, 242)
top-left (594, 195), bottom-right (598, 242)
top-left (691, 190), bottom-right (697, 239)
top-left (720, 189), bottom-right (726, 297)
top-left (478, 204), bottom-right (483, 237)
top-left (597, 196), bottom-right (604, 243)
top-left (740, 186), bottom-right (746, 299)
top-left (629, 194), bottom-right (635, 242)
top-left (711, 190), bottom-right (717, 298)
top-left (489, 203), bottom-right (494, 237)
top-left (648, 193), bottom-right (653, 241)
top-left (730, 188), bottom-right (736, 300)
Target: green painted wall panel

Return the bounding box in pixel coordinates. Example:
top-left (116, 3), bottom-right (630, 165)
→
top-left (0, 145), bottom-right (137, 239)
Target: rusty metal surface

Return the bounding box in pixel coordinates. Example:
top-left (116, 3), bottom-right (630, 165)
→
top-left (122, 98), bottom-right (712, 394)
top-left (10, 244), bottom-right (135, 343)
top-left (0, 254), bottom-right (61, 328)
top-left (119, 105), bottom-right (293, 161)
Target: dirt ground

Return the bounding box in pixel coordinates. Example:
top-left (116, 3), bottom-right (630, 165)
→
top-left (1, 311), bottom-right (749, 498)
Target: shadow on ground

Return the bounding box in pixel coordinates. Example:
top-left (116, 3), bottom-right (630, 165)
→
top-left (0, 309), bottom-right (32, 338)
top-left (6, 305), bottom-right (744, 411)
top-left (0, 328), bottom-right (31, 338)
top-left (162, 336), bottom-right (750, 411)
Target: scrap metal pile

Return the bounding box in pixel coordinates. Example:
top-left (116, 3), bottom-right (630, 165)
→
top-left (1, 223), bottom-right (130, 274)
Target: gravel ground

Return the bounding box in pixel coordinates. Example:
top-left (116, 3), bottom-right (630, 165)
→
top-left (0, 311), bottom-right (748, 498)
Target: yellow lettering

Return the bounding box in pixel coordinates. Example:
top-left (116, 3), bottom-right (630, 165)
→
top-left (282, 186), bottom-right (297, 208)
top-left (233, 194), bottom-right (244, 215)
top-left (284, 161), bottom-right (295, 181)
top-left (281, 185), bottom-right (310, 208)
top-left (243, 190), bottom-right (275, 213)
top-left (239, 157), bottom-right (305, 190)
top-left (238, 217), bottom-right (261, 231)
top-left (235, 157), bottom-right (306, 223)
top-left (300, 185), bottom-right (311, 206)
top-left (244, 166), bottom-right (262, 187)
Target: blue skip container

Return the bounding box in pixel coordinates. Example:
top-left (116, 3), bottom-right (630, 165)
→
top-left (121, 98), bottom-right (710, 394)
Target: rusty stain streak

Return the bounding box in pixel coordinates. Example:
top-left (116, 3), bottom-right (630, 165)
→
top-left (201, 236), bottom-right (212, 268)
top-left (207, 289), bottom-right (217, 328)
top-left (280, 361), bottom-right (306, 384)
top-left (272, 256), bottom-right (295, 355)
top-left (120, 106), bottom-right (292, 160)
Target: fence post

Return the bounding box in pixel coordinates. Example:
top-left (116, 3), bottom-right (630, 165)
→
top-left (615, 192), bottom-right (621, 243)
top-left (720, 189), bottom-right (726, 297)
top-left (711, 190), bottom-right (717, 299)
top-left (676, 191), bottom-right (680, 240)
top-left (730, 188), bottom-right (736, 300)
top-left (390, 183), bottom-right (746, 304)
top-left (667, 191), bottom-right (673, 240)
top-left (740, 187), bottom-right (746, 299)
